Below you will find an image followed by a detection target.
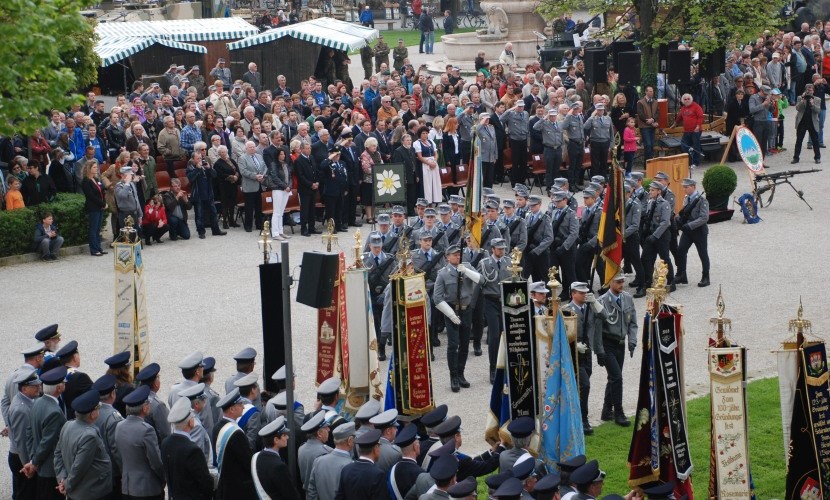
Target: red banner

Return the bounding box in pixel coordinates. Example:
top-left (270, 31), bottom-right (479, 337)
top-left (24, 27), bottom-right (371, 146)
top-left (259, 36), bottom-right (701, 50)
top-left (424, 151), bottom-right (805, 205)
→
top-left (338, 254), bottom-right (350, 385)
top-left (316, 253), bottom-right (347, 384)
top-left (405, 302), bottom-right (431, 410)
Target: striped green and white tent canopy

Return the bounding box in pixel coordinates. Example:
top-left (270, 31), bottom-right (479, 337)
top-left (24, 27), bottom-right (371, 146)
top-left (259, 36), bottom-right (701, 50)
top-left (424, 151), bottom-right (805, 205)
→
top-left (95, 17), bottom-right (259, 42)
top-left (97, 37), bottom-right (208, 67)
top-left (228, 18), bottom-right (378, 52)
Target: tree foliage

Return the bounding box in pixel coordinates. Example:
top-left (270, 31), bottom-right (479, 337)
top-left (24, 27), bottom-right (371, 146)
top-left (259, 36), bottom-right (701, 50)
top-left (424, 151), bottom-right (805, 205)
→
top-left (0, 0), bottom-right (100, 136)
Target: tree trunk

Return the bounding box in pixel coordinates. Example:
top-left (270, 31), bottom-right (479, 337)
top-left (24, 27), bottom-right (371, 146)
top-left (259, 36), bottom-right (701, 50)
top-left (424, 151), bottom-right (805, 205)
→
top-left (636, 0), bottom-right (658, 87)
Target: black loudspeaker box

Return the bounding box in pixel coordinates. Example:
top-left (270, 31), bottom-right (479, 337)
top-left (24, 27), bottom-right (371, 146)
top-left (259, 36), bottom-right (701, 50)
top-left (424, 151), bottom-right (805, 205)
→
top-left (667, 50), bottom-right (692, 85)
top-left (699, 47), bottom-right (726, 79)
top-left (658, 41), bottom-right (679, 73)
top-left (617, 51), bottom-right (642, 85)
top-left (297, 252), bottom-right (339, 308)
top-left (584, 48), bottom-right (608, 84)
top-left (540, 47), bottom-right (569, 73)
top-left (611, 40), bottom-right (636, 70)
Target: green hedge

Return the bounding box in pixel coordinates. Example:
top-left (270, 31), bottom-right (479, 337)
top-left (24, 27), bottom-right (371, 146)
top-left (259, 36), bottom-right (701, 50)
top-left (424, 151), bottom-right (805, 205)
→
top-left (0, 193), bottom-right (102, 257)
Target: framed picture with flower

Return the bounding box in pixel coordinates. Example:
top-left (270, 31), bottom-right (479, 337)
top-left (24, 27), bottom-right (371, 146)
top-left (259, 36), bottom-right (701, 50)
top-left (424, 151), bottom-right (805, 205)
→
top-left (372, 162), bottom-right (407, 214)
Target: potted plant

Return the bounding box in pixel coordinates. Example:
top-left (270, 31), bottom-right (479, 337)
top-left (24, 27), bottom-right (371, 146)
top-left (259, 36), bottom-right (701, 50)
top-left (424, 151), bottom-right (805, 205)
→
top-left (701, 164), bottom-right (737, 211)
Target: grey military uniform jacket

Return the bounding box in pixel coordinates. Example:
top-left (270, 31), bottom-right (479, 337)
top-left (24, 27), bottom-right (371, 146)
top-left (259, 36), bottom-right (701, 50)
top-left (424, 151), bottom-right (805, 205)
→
top-left (412, 225), bottom-right (449, 254)
top-left (30, 394), bottom-right (66, 478)
top-left (436, 221), bottom-right (461, 248)
top-left (561, 114), bottom-right (585, 143)
top-left (2, 364), bottom-right (35, 427)
top-left (364, 251), bottom-right (395, 295)
top-left (578, 204), bottom-right (601, 250)
top-left (147, 389), bottom-right (171, 447)
top-left (480, 220), bottom-right (511, 253)
top-left (551, 207), bottom-right (579, 252)
top-left (598, 291), bottom-right (638, 351)
top-left (408, 216), bottom-right (425, 231)
top-left (478, 254), bottom-right (513, 299)
top-left (55, 420), bottom-right (113, 500)
top-left (307, 448), bottom-right (353, 500)
top-left (501, 109), bottom-right (529, 141)
top-left (501, 215), bottom-right (527, 252)
top-left (476, 123), bottom-right (498, 163)
top-left (412, 248), bottom-right (445, 290)
top-left (95, 402), bottom-right (123, 477)
top-left (377, 436), bottom-right (403, 474)
top-left (434, 264), bottom-right (478, 309)
top-left (298, 437), bottom-right (332, 490)
top-left (624, 197), bottom-right (641, 239)
top-left (8, 392), bottom-right (35, 460)
top-left (583, 115), bottom-right (613, 143)
top-left (533, 118), bottom-right (564, 149)
top-left (524, 210), bottom-right (554, 256)
top-left (364, 228), bottom-right (396, 252)
top-left (498, 446), bottom-right (527, 473)
top-left (563, 301), bottom-right (605, 355)
top-left (115, 415), bottom-right (165, 496)
top-left (642, 197), bottom-right (671, 239)
top-left (192, 416), bottom-right (214, 466)
top-left (661, 185), bottom-right (676, 213)
top-left (458, 113), bottom-right (475, 142)
top-left (678, 193), bottom-right (709, 233)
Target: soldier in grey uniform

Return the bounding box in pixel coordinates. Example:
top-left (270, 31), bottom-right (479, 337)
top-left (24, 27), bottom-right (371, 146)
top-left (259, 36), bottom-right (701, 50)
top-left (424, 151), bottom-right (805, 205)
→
top-left (463, 232), bottom-right (488, 358)
top-left (434, 244), bottom-right (484, 392)
top-left (458, 103), bottom-right (477, 166)
top-left (562, 101), bottom-right (586, 188)
top-left (630, 172), bottom-right (646, 203)
top-left (583, 102), bottom-right (613, 179)
top-left (533, 107), bottom-right (564, 190)
top-left (92, 374), bottom-right (124, 498)
top-left (365, 233), bottom-right (395, 360)
top-left (549, 190), bottom-right (580, 302)
top-left (168, 351), bottom-right (203, 408)
top-left (225, 347), bottom-right (261, 408)
top-left (408, 198), bottom-right (428, 230)
top-left (522, 195), bottom-right (553, 282)
top-left (448, 195), bottom-right (465, 226)
top-left (307, 422), bottom-right (355, 500)
top-left (178, 383), bottom-right (214, 466)
top-left (364, 214), bottom-right (396, 252)
top-left (598, 273), bottom-right (638, 427)
top-left (115, 385), bottom-right (166, 499)
top-left (8, 369), bottom-right (40, 500)
top-left (674, 178), bottom-right (710, 288)
top-left (389, 206), bottom-right (413, 251)
top-left (575, 189), bottom-right (602, 289)
top-left (640, 183), bottom-right (675, 290)
top-left (2, 343), bottom-right (43, 435)
top-left (135, 363), bottom-right (170, 447)
top-left (25, 366), bottom-right (67, 500)
top-left (481, 200), bottom-right (511, 252)
top-left (514, 185), bottom-right (530, 219)
top-left (412, 232), bottom-right (446, 350)
top-left (436, 204), bottom-right (462, 248)
top-left (500, 199), bottom-right (527, 253)
top-left (501, 100), bottom-right (530, 186)
top-left (550, 178), bottom-right (578, 211)
top-left (298, 411), bottom-right (332, 492)
top-left (234, 372), bottom-right (264, 453)
top-left (201, 357), bottom-right (222, 430)
top-left (54, 390), bottom-right (113, 500)
top-left (622, 181), bottom-right (646, 298)
top-left (562, 282), bottom-right (605, 435)
top-left (476, 113), bottom-right (499, 188)
top-left (478, 238), bottom-right (513, 382)
top-left (653, 171), bottom-right (679, 264)
top-left (369, 409), bottom-right (401, 474)
top-left (412, 208), bottom-right (449, 253)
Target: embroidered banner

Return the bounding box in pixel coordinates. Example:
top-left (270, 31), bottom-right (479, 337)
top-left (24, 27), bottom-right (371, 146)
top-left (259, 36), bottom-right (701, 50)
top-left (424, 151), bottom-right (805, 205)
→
top-left (656, 312), bottom-right (693, 480)
top-left (344, 270), bottom-right (378, 411)
top-left (391, 274), bottom-right (434, 415)
top-left (776, 349), bottom-right (798, 458)
top-left (709, 347), bottom-right (752, 498)
top-left (114, 241), bottom-right (150, 374)
top-left (316, 253), bottom-right (346, 384)
top-left (501, 280), bottom-right (538, 420)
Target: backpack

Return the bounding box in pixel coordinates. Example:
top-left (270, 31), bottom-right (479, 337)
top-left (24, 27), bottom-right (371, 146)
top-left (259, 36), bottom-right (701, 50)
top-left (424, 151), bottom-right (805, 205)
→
top-left (793, 49), bottom-right (807, 74)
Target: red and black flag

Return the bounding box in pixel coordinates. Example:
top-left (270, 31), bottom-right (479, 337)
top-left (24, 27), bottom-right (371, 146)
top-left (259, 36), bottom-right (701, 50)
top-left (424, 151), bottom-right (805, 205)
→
top-left (597, 165), bottom-right (625, 287)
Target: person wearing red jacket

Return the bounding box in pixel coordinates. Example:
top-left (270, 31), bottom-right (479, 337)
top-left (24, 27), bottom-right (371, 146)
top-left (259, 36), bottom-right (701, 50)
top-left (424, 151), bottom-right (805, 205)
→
top-left (141, 194), bottom-right (169, 245)
top-left (672, 94), bottom-right (704, 168)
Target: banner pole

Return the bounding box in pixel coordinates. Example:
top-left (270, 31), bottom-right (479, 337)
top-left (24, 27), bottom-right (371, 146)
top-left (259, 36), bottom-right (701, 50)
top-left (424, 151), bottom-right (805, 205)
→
top-left (280, 240), bottom-right (297, 486)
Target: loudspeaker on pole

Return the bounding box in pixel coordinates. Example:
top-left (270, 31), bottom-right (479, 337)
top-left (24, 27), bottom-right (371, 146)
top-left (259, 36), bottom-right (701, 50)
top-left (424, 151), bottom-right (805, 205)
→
top-left (617, 51), bottom-right (642, 86)
top-left (296, 252), bottom-right (340, 308)
top-left (667, 50), bottom-right (692, 85)
top-left (699, 47), bottom-right (726, 79)
top-left (584, 48), bottom-right (608, 84)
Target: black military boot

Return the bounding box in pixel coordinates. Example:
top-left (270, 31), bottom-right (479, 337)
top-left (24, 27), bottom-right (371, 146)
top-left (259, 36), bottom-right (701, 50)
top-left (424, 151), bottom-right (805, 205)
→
top-left (457, 371), bottom-right (471, 388)
top-left (450, 373), bottom-right (460, 392)
top-left (583, 420), bottom-right (594, 435)
top-left (473, 340), bottom-right (482, 356)
top-left (698, 274), bottom-right (710, 287)
top-left (377, 334), bottom-right (387, 361)
top-left (615, 411), bottom-right (631, 427)
top-left (674, 273), bottom-right (688, 285)
top-left (633, 287), bottom-right (646, 298)
top-left (600, 405), bottom-right (613, 422)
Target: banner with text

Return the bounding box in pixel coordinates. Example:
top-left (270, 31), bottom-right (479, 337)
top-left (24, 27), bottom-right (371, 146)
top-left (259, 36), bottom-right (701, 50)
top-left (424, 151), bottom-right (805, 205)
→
top-left (316, 253), bottom-right (348, 385)
top-left (344, 269), bottom-right (383, 411)
top-left (391, 274), bottom-right (434, 415)
top-left (501, 280), bottom-right (538, 420)
top-left (113, 242), bottom-right (150, 373)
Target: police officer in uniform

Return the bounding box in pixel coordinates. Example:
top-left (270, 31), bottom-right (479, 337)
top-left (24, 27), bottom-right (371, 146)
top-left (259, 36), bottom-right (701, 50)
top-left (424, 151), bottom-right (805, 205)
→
top-left (92, 374), bottom-right (124, 498)
top-left (563, 282), bottom-right (605, 435)
top-left (389, 423), bottom-right (422, 500)
top-left (533, 107), bottom-right (565, 190)
top-left (434, 245), bottom-right (483, 392)
top-left (335, 428), bottom-right (389, 499)
top-left (523, 195), bottom-right (553, 281)
top-left (674, 178), bottom-right (710, 288)
top-left (575, 188), bottom-right (602, 289)
top-left (549, 191), bottom-right (579, 302)
top-left (369, 408), bottom-right (401, 473)
top-left (478, 238), bottom-right (513, 382)
top-left (500, 199), bottom-right (527, 253)
top-left (622, 181), bottom-right (646, 298)
top-left (365, 233), bottom-right (395, 360)
top-left (135, 363), bottom-right (170, 447)
top-left (56, 340), bottom-right (93, 420)
top-left (640, 183), bottom-right (676, 291)
top-left (598, 273), bottom-right (638, 427)
top-left (116, 385), bottom-right (166, 500)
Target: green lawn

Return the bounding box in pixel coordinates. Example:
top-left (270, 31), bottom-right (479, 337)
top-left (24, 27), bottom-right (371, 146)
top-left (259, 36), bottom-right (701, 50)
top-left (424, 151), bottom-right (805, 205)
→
top-left (475, 377), bottom-right (786, 498)
top-left (349, 27), bottom-right (477, 55)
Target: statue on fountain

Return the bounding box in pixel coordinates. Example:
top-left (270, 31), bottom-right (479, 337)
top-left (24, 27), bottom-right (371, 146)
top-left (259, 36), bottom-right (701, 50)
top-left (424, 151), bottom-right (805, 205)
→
top-left (481, 5), bottom-right (508, 38)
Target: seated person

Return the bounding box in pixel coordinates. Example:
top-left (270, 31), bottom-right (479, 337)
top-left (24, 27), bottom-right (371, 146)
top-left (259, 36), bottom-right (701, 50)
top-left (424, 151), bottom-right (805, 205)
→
top-left (161, 178), bottom-right (191, 240)
top-left (141, 194), bottom-right (170, 245)
top-left (5, 175), bottom-right (25, 210)
top-left (33, 211), bottom-right (64, 261)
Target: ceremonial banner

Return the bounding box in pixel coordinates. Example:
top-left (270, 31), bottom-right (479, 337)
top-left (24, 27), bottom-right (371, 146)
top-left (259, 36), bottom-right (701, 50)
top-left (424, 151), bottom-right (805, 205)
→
top-left (776, 349), bottom-right (799, 458)
top-left (484, 335), bottom-right (511, 445)
top-left (113, 241), bottom-right (150, 375)
top-left (786, 342), bottom-right (830, 498)
top-left (598, 165), bottom-right (624, 287)
top-left (539, 311), bottom-right (585, 469)
top-left (655, 313), bottom-right (693, 480)
top-left (344, 269), bottom-right (383, 411)
top-left (316, 253), bottom-right (348, 385)
top-left (465, 131), bottom-right (483, 247)
top-left (390, 274), bottom-right (434, 415)
top-left (709, 347), bottom-right (753, 498)
top-left (500, 280), bottom-right (538, 419)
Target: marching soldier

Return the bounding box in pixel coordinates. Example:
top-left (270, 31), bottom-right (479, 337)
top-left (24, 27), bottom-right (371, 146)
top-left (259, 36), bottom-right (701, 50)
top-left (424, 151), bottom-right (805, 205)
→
top-left (549, 191), bottom-right (579, 302)
top-left (252, 416), bottom-right (301, 500)
top-left (409, 198), bottom-right (428, 229)
top-left (392, 38), bottom-right (408, 70)
top-left (298, 412), bottom-right (332, 491)
top-left (630, 172), bottom-right (646, 203)
top-left (640, 183), bottom-right (676, 291)
top-left (335, 429), bottom-right (389, 499)
top-left (389, 423), bottom-right (422, 500)
top-left (307, 422), bottom-right (355, 500)
top-left (369, 409), bottom-right (401, 473)
top-left (434, 245), bottom-right (484, 392)
top-left (234, 373), bottom-right (264, 452)
top-left (522, 195), bottom-right (553, 281)
top-left (653, 171), bottom-right (679, 263)
top-left (54, 390), bottom-right (113, 500)
top-left (365, 233), bottom-right (395, 360)
top-left (481, 200), bottom-right (511, 252)
top-left (178, 383), bottom-right (214, 465)
top-left (575, 188), bottom-right (602, 290)
top-left (92, 374), bottom-right (124, 498)
top-left (213, 389), bottom-right (257, 499)
top-left (116, 385), bottom-right (166, 499)
top-left (161, 397), bottom-right (215, 500)
top-left (674, 178), bottom-right (710, 288)
top-left (623, 181), bottom-right (646, 298)
top-left (432, 416), bottom-right (503, 481)
top-left (598, 273), bottom-right (638, 427)
top-left (514, 185), bottom-right (530, 219)
top-left (462, 233), bottom-right (488, 359)
top-left (478, 238), bottom-right (513, 382)
top-left (562, 282), bottom-right (605, 435)
top-left (533, 107), bottom-right (565, 190)
top-left (373, 35), bottom-right (390, 73)
top-left (500, 199), bottom-right (527, 253)
top-left (364, 214), bottom-right (395, 252)
top-left (412, 208), bottom-right (449, 253)
top-left (437, 204), bottom-right (462, 248)
top-left (56, 340), bottom-right (93, 420)
top-left (8, 369), bottom-right (40, 500)
top-left (448, 195), bottom-right (466, 226)
top-left (35, 324), bottom-right (62, 373)
top-left (135, 363), bottom-right (170, 447)
top-left (550, 178), bottom-right (578, 211)
top-left (412, 232), bottom-right (445, 350)
top-left (499, 416), bottom-right (534, 472)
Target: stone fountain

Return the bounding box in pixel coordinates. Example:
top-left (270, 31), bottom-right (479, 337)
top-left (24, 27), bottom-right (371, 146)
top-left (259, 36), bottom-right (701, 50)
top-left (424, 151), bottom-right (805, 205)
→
top-left (434, 0), bottom-right (547, 74)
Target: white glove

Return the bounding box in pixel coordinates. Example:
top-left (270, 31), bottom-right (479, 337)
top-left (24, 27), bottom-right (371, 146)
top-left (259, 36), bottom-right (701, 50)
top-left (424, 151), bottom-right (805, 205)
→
top-left (463, 267), bottom-right (482, 284)
top-left (590, 298), bottom-right (604, 314)
top-left (457, 263), bottom-right (466, 274)
top-left (576, 342), bottom-right (588, 354)
top-left (436, 301), bottom-right (461, 325)
top-left (585, 292), bottom-right (595, 303)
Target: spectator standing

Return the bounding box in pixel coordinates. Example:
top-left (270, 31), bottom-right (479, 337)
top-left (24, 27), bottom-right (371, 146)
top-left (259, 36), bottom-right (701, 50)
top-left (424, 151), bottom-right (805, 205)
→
top-left (5, 175), bottom-right (24, 210)
top-left (792, 83), bottom-right (822, 164)
top-left (33, 211), bottom-right (64, 261)
top-left (239, 141), bottom-right (268, 233)
top-left (186, 151), bottom-right (227, 239)
top-left (81, 161), bottom-right (107, 256)
top-left (672, 94), bottom-right (704, 169)
top-left (636, 85), bottom-right (659, 164)
top-left (748, 85), bottom-right (773, 158)
top-left (213, 145), bottom-right (241, 230)
top-left (21, 161), bottom-right (56, 206)
top-left (29, 130), bottom-right (50, 167)
top-left (209, 58), bottom-right (232, 87)
top-left (443, 10), bottom-right (455, 35)
top-left (114, 165), bottom-right (143, 239)
top-left (267, 147), bottom-right (293, 240)
top-left (420, 10), bottom-right (436, 55)
top-left (622, 117), bottom-right (637, 174)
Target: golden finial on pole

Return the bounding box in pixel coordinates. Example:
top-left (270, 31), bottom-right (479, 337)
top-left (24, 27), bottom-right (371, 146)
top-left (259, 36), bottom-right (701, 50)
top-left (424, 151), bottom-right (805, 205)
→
top-left (646, 259), bottom-right (669, 313)
top-left (322, 218), bottom-right (338, 252)
top-left (258, 221), bottom-right (273, 265)
top-left (506, 248), bottom-right (523, 279)
top-left (117, 215), bottom-right (138, 243)
top-left (392, 232), bottom-right (412, 277)
top-left (789, 296), bottom-right (812, 348)
top-left (710, 285), bottom-right (732, 346)
top-left (353, 229), bottom-right (363, 269)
